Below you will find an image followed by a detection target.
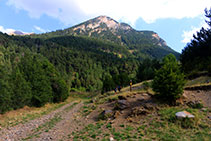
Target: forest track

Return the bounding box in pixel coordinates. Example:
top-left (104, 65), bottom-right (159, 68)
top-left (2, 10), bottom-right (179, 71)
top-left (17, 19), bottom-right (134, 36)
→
top-left (0, 100), bottom-right (84, 141)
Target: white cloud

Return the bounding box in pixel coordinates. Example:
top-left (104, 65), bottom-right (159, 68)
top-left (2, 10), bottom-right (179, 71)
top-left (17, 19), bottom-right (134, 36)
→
top-left (7, 0), bottom-right (86, 25)
top-left (6, 0), bottom-right (211, 25)
top-left (34, 25), bottom-right (46, 33)
top-left (0, 25), bottom-right (15, 33)
top-left (182, 20), bottom-right (209, 44)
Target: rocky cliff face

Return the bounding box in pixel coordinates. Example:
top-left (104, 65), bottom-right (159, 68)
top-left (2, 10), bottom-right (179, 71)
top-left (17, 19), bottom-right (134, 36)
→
top-left (72, 16), bottom-right (132, 32)
top-left (152, 33), bottom-right (167, 47)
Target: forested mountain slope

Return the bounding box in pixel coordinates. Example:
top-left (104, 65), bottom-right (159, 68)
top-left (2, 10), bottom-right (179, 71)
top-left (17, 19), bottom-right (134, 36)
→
top-left (35, 16), bottom-right (180, 59)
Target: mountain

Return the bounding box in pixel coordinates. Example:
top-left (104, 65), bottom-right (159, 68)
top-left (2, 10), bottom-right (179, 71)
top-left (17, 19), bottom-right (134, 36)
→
top-left (8, 30), bottom-right (34, 36)
top-left (42, 16), bottom-right (179, 59)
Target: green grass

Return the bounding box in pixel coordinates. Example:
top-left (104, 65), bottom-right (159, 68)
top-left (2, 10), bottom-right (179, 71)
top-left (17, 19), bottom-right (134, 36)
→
top-left (80, 104), bottom-right (97, 116)
top-left (186, 76), bottom-right (211, 87)
top-left (71, 122), bottom-right (105, 140)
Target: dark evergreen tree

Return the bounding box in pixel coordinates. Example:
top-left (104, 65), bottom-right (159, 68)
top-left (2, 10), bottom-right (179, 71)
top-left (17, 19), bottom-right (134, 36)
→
top-left (52, 78), bottom-right (69, 102)
top-left (19, 54), bottom-right (53, 107)
top-left (0, 67), bottom-right (12, 113)
top-left (152, 54), bottom-right (185, 102)
top-left (102, 75), bottom-right (115, 93)
top-left (181, 8), bottom-right (211, 73)
top-left (137, 59), bottom-right (161, 82)
top-left (0, 49), bottom-right (13, 113)
top-left (11, 68), bottom-right (32, 109)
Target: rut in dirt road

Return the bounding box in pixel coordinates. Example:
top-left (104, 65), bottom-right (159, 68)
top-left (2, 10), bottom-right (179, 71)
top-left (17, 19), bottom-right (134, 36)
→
top-left (0, 101), bottom-right (83, 141)
top-left (32, 102), bottom-right (88, 141)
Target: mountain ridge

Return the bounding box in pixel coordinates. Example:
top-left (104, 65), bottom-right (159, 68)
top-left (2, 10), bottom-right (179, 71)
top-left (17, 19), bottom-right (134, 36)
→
top-left (38, 15), bottom-right (179, 59)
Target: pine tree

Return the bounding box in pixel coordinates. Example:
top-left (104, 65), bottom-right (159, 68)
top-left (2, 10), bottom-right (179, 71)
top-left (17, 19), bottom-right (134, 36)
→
top-left (152, 54), bottom-right (185, 102)
top-left (11, 68), bottom-right (32, 109)
top-left (52, 78), bottom-right (69, 103)
top-left (0, 66), bottom-right (12, 113)
top-left (181, 8), bottom-right (211, 73)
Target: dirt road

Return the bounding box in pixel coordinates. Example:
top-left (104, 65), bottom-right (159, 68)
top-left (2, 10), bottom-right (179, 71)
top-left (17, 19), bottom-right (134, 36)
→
top-left (0, 101), bottom-right (88, 141)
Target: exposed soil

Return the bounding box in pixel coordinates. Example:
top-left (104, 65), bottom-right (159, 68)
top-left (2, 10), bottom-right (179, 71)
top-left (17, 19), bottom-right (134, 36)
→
top-left (183, 89), bottom-right (211, 108)
top-left (88, 89), bottom-right (210, 129)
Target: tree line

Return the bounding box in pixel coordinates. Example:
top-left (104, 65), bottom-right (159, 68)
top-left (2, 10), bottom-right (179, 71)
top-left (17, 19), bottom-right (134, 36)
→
top-left (0, 39), bottom-right (68, 113)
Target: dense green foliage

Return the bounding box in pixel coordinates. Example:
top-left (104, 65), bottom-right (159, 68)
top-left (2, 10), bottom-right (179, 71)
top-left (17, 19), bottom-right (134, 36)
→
top-left (10, 34), bottom-right (140, 91)
top-left (0, 33), bottom-right (69, 113)
top-left (181, 8), bottom-right (211, 74)
top-left (137, 59), bottom-right (161, 82)
top-left (102, 73), bottom-right (130, 93)
top-left (152, 54), bottom-right (185, 102)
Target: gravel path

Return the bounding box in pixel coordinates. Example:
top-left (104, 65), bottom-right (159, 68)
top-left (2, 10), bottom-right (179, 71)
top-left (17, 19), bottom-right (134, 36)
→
top-left (0, 101), bottom-right (83, 141)
top-left (31, 102), bottom-right (86, 141)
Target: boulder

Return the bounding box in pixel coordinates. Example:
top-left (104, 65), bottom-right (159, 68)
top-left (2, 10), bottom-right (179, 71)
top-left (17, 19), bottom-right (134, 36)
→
top-left (187, 100), bottom-right (203, 109)
top-left (114, 111), bottom-right (121, 118)
top-left (115, 100), bottom-right (129, 110)
top-left (175, 111), bottom-right (195, 119)
top-left (143, 103), bottom-right (155, 111)
top-left (99, 110), bottom-right (114, 120)
top-left (110, 137), bottom-right (114, 141)
top-left (130, 107), bottom-right (150, 117)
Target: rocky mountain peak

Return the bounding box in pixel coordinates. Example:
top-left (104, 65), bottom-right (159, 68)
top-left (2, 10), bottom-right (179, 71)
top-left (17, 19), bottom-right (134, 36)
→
top-left (95, 16), bottom-right (119, 29)
top-left (8, 30), bottom-right (34, 36)
top-left (72, 15), bottom-right (132, 33)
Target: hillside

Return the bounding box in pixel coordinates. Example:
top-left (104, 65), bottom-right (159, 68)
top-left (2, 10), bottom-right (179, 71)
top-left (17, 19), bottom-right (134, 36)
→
top-left (36, 16), bottom-right (180, 59)
top-left (0, 32), bottom-right (140, 93)
top-left (0, 81), bottom-right (210, 140)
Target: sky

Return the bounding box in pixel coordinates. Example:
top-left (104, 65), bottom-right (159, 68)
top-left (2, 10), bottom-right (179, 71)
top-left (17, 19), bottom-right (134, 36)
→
top-left (0, 0), bottom-right (210, 53)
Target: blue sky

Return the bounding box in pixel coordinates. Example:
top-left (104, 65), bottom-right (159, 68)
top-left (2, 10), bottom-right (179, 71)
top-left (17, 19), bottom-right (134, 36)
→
top-left (0, 0), bottom-right (210, 53)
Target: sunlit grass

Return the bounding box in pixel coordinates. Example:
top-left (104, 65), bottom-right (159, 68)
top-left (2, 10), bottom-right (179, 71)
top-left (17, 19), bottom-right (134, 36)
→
top-left (185, 76), bottom-right (211, 87)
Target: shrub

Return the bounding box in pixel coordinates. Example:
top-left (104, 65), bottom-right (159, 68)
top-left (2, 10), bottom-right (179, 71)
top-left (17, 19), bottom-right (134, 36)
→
top-left (52, 78), bottom-right (69, 103)
top-left (152, 54), bottom-right (186, 102)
